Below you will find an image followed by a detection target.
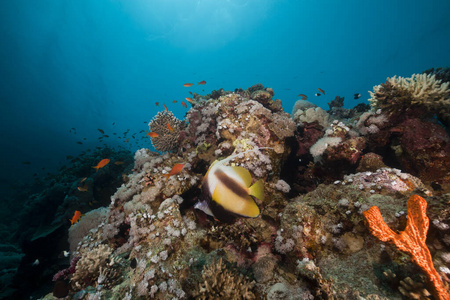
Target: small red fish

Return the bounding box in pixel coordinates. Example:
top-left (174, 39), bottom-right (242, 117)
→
top-left (188, 91), bottom-right (193, 95)
top-left (166, 123), bottom-right (174, 132)
top-left (181, 101), bottom-right (187, 108)
top-left (163, 163), bottom-right (185, 181)
top-left (114, 161), bottom-right (124, 165)
top-left (198, 80), bottom-right (206, 85)
top-left (77, 185), bottom-right (88, 192)
top-left (69, 210), bottom-right (82, 225)
top-left (126, 138), bottom-right (129, 143)
top-left (92, 158), bottom-right (110, 171)
top-left (172, 100), bottom-right (177, 103)
top-left (185, 97), bottom-right (195, 104)
top-left (318, 88), bottom-right (325, 95)
top-left (155, 102), bottom-right (159, 106)
top-left (147, 131), bottom-right (159, 137)
top-left (98, 129), bottom-right (105, 134)
top-left (297, 94), bottom-right (307, 100)
top-left (163, 104), bottom-right (168, 112)
top-left (183, 83), bottom-right (194, 87)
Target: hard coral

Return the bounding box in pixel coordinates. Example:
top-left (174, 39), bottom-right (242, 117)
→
top-left (192, 257), bottom-right (256, 299)
top-left (368, 73), bottom-right (450, 119)
top-left (148, 111), bottom-right (184, 152)
top-left (392, 118), bottom-right (450, 183)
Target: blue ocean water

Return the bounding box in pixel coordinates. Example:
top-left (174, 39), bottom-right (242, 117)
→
top-left (1, 0), bottom-right (449, 194)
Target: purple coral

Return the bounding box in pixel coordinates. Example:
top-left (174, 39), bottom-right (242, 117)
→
top-left (52, 256), bottom-right (80, 281)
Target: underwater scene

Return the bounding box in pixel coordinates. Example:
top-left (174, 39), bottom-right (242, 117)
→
top-left (1, 0), bottom-right (449, 299)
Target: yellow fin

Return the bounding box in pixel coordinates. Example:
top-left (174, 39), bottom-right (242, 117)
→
top-left (230, 166), bottom-right (252, 186)
top-left (248, 179), bottom-right (265, 201)
top-left (212, 181), bottom-right (260, 218)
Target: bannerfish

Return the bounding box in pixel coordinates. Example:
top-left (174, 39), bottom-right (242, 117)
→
top-left (318, 88), bottom-right (325, 95)
top-left (183, 83), bottom-right (194, 87)
top-left (92, 158), bottom-right (110, 171)
top-left (198, 80), bottom-right (206, 85)
top-left (354, 93), bottom-right (361, 99)
top-left (315, 93), bottom-right (321, 96)
top-left (195, 148), bottom-right (271, 222)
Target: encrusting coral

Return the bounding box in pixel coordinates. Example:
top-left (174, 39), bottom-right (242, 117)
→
top-left (363, 195), bottom-right (450, 300)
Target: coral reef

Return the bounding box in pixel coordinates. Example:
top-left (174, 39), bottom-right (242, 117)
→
top-left (192, 258), bottom-right (256, 299)
top-left (368, 73), bottom-right (450, 119)
top-left (148, 111), bottom-right (185, 152)
top-left (8, 81), bottom-right (450, 299)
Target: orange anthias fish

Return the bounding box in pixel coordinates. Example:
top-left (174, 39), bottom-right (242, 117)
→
top-left (172, 100), bottom-right (177, 103)
top-left (77, 185), bottom-right (88, 192)
top-left (318, 88), bottom-right (325, 95)
top-left (166, 123), bottom-right (174, 132)
top-left (114, 161), bottom-right (124, 165)
top-left (297, 94), bottom-right (307, 100)
top-left (69, 210), bottom-right (82, 225)
top-left (181, 101), bottom-right (187, 108)
top-left (183, 83), bottom-right (194, 87)
top-left (185, 97), bottom-right (195, 104)
top-left (147, 131), bottom-right (159, 138)
top-left (92, 158), bottom-right (110, 171)
top-left (198, 80), bottom-right (206, 85)
top-left (163, 104), bottom-right (168, 112)
top-left (155, 102), bottom-right (159, 106)
top-left (163, 163), bottom-right (185, 181)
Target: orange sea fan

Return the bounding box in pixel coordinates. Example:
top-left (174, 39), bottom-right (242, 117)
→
top-left (363, 195), bottom-right (449, 300)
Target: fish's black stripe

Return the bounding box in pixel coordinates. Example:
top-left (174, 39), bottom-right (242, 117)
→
top-left (215, 169), bottom-right (248, 198)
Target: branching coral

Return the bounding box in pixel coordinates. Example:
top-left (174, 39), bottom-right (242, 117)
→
top-left (368, 73), bottom-right (450, 118)
top-left (363, 195), bottom-right (450, 300)
top-left (70, 244), bottom-right (121, 290)
top-left (148, 111), bottom-right (184, 152)
top-left (192, 258), bottom-right (256, 299)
